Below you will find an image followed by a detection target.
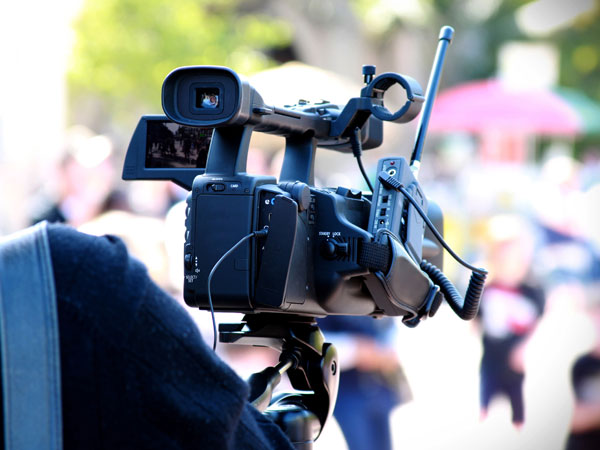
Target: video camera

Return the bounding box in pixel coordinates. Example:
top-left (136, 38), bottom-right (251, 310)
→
top-left (124, 38), bottom-right (485, 327)
top-left (123, 26), bottom-right (487, 446)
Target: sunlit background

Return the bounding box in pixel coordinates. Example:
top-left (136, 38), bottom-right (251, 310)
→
top-left (1, 1), bottom-right (599, 449)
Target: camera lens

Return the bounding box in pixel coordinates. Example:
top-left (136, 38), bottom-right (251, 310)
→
top-left (195, 88), bottom-right (220, 109)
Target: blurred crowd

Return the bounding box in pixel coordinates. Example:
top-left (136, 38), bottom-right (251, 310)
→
top-left (1, 122), bottom-right (599, 450)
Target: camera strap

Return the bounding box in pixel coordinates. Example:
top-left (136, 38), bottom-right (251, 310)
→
top-left (357, 240), bottom-right (391, 273)
top-left (0, 222), bottom-right (63, 450)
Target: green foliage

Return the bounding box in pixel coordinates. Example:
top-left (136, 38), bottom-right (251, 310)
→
top-left (349, 0), bottom-right (599, 105)
top-left (70, 0), bottom-right (599, 133)
top-left (68, 0), bottom-right (291, 127)
top-left (349, 0), bottom-right (531, 81)
top-left (551, 5), bottom-right (600, 101)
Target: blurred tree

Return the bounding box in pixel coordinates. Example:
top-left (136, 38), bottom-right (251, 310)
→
top-left (69, 0), bottom-right (599, 143)
top-left (347, 0), bottom-right (531, 84)
top-left (349, 0), bottom-right (599, 101)
top-left (68, 0), bottom-right (292, 132)
top-left (551, 5), bottom-right (600, 100)
top-left (256, 0), bottom-right (539, 101)
top-left (347, 0), bottom-right (600, 157)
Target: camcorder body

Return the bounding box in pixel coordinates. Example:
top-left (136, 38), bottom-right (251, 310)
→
top-left (124, 43), bottom-right (484, 327)
top-left (122, 28), bottom-right (487, 445)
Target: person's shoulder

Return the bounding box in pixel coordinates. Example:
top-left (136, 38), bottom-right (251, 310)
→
top-left (47, 222), bottom-right (155, 342)
top-left (46, 222), bottom-right (148, 308)
top-left (47, 222), bottom-right (132, 269)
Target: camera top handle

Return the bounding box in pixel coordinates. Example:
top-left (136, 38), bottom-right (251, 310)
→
top-left (161, 65), bottom-right (425, 184)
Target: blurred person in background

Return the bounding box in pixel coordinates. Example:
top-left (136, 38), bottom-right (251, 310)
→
top-left (29, 126), bottom-right (126, 227)
top-left (27, 126), bottom-right (179, 288)
top-left (318, 315), bottom-right (410, 450)
top-left (567, 300), bottom-right (600, 449)
top-left (478, 214), bottom-right (545, 428)
top-left (533, 151), bottom-right (600, 289)
top-left (530, 153), bottom-right (600, 449)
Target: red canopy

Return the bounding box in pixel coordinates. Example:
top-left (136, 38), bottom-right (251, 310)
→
top-left (429, 79), bottom-right (581, 136)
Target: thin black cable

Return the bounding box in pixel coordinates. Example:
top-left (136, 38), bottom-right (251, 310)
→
top-left (350, 127), bottom-right (374, 193)
top-left (207, 232), bottom-right (256, 351)
top-left (378, 171), bottom-right (487, 275)
top-left (356, 156), bottom-right (374, 193)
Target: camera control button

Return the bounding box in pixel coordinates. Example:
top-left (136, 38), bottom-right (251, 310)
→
top-left (321, 240), bottom-right (337, 260)
top-left (211, 183), bottom-right (225, 192)
top-left (184, 253), bottom-right (193, 270)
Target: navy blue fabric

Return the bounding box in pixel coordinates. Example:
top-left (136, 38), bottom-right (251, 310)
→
top-left (46, 224), bottom-right (292, 450)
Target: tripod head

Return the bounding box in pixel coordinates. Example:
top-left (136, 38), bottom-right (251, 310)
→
top-left (220, 314), bottom-right (338, 446)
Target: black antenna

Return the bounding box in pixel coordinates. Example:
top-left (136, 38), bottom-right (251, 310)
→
top-left (410, 26), bottom-right (454, 178)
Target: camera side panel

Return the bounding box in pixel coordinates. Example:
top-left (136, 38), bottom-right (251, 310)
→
top-left (183, 176), bottom-right (268, 311)
top-left (311, 189), bottom-right (377, 315)
top-left (368, 157), bottom-right (427, 262)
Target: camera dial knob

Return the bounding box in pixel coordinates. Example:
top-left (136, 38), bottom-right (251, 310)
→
top-left (362, 65), bottom-right (376, 84)
top-left (321, 238), bottom-right (349, 260)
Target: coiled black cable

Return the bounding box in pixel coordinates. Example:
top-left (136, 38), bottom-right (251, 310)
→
top-left (377, 170), bottom-right (488, 320)
top-left (420, 260), bottom-right (486, 320)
